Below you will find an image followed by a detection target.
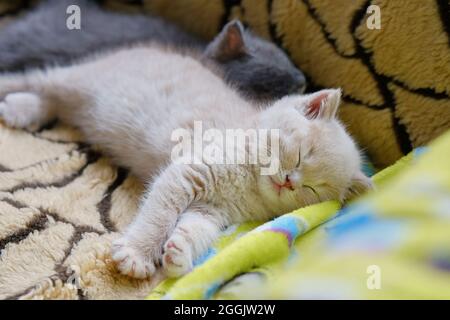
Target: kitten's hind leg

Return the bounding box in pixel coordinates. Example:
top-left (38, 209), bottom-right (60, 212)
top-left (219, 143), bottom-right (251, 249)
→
top-left (0, 92), bottom-right (54, 129)
top-left (0, 72), bottom-right (58, 129)
top-left (0, 68), bottom-right (86, 130)
top-left (162, 210), bottom-right (223, 277)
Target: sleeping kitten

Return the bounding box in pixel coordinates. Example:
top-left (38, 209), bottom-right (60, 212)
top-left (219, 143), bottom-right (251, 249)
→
top-left (0, 0), bottom-right (306, 100)
top-left (0, 45), bottom-right (371, 279)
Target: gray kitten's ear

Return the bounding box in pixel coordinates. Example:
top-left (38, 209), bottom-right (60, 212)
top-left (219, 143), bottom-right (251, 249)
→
top-left (205, 20), bottom-right (247, 61)
top-left (344, 171), bottom-right (374, 201)
top-left (302, 89), bottom-right (341, 120)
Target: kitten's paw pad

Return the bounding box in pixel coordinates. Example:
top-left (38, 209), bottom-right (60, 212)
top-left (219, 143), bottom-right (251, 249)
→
top-left (0, 92), bottom-right (43, 129)
top-left (111, 238), bottom-right (155, 279)
top-left (162, 236), bottom-right (193, 278)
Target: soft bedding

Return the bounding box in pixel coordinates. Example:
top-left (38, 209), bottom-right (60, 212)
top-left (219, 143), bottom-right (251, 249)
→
top-left (148, 130), bottom-right (450, 299)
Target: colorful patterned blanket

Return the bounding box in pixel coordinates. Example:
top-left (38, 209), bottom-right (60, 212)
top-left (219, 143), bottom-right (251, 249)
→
top-left (148, 130), bottom-right (450, 299)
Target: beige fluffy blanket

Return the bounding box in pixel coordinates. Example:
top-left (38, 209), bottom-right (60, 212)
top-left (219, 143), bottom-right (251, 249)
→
top-left (0, 122), bottom-right (163, 299)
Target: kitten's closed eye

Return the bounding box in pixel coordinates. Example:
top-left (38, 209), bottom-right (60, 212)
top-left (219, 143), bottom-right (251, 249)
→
top-left (295, 147), bottom-right (302, 167)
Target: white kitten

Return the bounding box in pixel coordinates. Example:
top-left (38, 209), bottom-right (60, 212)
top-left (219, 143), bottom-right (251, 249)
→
top-left (0, 45), bottom-right (371, 278)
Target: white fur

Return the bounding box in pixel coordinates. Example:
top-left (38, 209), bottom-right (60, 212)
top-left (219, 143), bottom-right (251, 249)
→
top-left (0, 93), bottom-right (44, 129)
top-left (0, 45), bottom-right (371, 279)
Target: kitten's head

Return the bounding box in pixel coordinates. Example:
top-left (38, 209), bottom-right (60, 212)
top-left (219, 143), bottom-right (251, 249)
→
top-left (204, 20), bottom-right (306, 101)
top-left (256, 89), bottom-right (372, 212)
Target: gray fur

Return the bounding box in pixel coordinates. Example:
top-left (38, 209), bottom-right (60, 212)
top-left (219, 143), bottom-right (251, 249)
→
top-left (0, 0), bottom-right (306, 100)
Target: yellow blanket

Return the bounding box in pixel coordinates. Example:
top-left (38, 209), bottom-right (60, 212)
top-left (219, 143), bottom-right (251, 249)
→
top-left (149, 130), bottom-right (450, 299)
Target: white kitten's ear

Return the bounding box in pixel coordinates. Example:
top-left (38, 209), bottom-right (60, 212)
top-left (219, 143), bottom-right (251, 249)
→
top-left (204, 20), bottom-right (247, 61)
top-left (302, 89), bottom-right (341, 120)
top-left (344, 170), bottom-right (374, 201)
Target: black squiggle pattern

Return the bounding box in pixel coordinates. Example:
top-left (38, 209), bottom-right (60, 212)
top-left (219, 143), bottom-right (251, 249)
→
top-left (349, 0), bottom-right (412, 154)
top-left (0, 212), bottom-right (48, 252)
top-left (267, 0), bottom-right (385, 109)
top-left (4, 149), bottom-right (100, 193)
top-left (436, 0), bottom-right (450, 45)
top-left (97, 167), bottom-right (129, 232)
top-left (301, 0), bottom-right (358, 58)
top-left (303, 0), bottom-right (449, 101)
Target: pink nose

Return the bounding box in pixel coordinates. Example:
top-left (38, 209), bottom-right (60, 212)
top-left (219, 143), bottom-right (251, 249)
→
top-left (283, 175), bottom-right (295, 190)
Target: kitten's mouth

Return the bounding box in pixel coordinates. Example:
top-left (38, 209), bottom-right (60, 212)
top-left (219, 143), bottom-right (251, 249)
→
top-left (270, 176), bottom-right (295, 196)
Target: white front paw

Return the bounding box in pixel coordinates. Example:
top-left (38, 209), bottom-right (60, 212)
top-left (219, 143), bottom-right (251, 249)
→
top-left (162, 234), bottom-right (193, 278)
top-left (111, 237), bottom-right (156, 279)
top-left (0, 92), bottom-right (43, 129)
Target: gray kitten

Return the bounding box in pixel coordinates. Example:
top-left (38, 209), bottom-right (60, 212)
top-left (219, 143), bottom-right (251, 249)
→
top-left (0, 0), bottom-right (306, 100)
